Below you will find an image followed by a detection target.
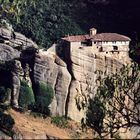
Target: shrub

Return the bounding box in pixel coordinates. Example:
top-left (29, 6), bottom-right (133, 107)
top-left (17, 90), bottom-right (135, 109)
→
top-left (0, 109), bottom-right (15, 136)
top-left (86, 98), bottom-right (105, 136)
top-left (0, 86), bottom-right (11, 103)
top-left (33, 82), bottom-right (54, 115)
top-left (51, 116), bottom-right (68, 128)
top-left (18, 80), bottom-right (35, 110)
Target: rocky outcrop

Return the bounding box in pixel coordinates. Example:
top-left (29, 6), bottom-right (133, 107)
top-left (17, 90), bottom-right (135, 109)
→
top-left (0, 27), bottom-right (138, 139)
top-left (0, 27), bottom-right (37, 108)
top-left (0, 28), bottom-right (37, 50)
top-left (0, 27), bottom-right (37, 61)
top-left (66, 47), bottom-right (125, 121)
top-left (0, 27), bottom-right (126, 122)
top-left (34, 44), bottom-right (126, 122)
top-left (0, 44), bottom-right (20, 61)
top-left (34, 47), bottom-right (71, 116)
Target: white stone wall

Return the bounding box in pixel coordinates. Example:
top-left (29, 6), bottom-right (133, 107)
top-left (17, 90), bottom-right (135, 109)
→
top-left (101, 45), bottom-right (129, 52)
top-left (70, 42), bottom-right (81, 49)
top-left (91, 41), bottom-right (129, 52)
top-left (100, 41), bottom-right (129, 46)
top-left (70, 41), bottom-right (130, 52)
top-left (69, 40), bottom-right (130, 64)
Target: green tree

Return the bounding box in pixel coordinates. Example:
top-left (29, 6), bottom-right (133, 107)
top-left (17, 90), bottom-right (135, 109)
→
top-left (86, 62), bottom-right (140, 138)
top-left (33, 81), bottom-right (54, 115)
top-left (9, 0), bottom-right (84, 48)
top-left (0, 0), bottom-right (35, 21)
top-left (86, 97), bottom-right (105, 136)
top-left (0, 86), bottom-right (11, 103)
top-left (18, 80), bottom-right (35, 110)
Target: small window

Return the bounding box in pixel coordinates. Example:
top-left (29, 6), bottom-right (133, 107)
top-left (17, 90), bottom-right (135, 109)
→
top-left (87, 40), bottom-right (92, 46)
top-left (99, 47), bottom-right (103, 52)
top-left (81, 39), bottom-right (92, 46)
top-left (113, 46), bottom-right (118, 50)
top-left (81, 42), bottom-right (87, 46)
top-left (112, 41), bottom-right (116, 44)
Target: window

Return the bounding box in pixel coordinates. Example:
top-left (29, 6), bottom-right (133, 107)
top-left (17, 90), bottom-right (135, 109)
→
top-left (112, 41), bottom-right (116, 44)
top-left (87, 40), bottom-right (92, 46)
top-left (81, 42), bottom-right (87, 46)
top-left (97, 41), bottom-right (102, 46)
top-left (113, 46), bottom-right (118, 51)
top-left (81, 39), bottom-right (92, 46)
top-left (99, 47), bottom-right (103, 52)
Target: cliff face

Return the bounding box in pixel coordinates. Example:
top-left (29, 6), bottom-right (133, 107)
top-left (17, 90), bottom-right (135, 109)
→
top-left (0, 28), bottom-right (138, 139)
top-left (34, 44), bottom-right (127, 122)
top-left (34, 46), bottom-right (71, 116)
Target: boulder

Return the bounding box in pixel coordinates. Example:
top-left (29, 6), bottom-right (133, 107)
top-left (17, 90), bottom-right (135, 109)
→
top-left (0, 43), bottom-right (20, 61)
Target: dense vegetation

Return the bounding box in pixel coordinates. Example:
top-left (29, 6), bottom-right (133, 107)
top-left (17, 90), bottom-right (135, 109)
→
top-left (33, 81), bottom-right (54, 115)
top-left (19, 80), bottom-right (35, 110)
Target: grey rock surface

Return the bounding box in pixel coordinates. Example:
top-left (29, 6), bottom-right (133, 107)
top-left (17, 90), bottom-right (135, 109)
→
top-left (34, 44), bottom-right (125, 122)
top-left (34, 49), bottom-right (71, 116)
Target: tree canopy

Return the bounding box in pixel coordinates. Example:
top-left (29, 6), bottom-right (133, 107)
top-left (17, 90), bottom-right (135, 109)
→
top-left (86, 62), bottom-right (140, 138)
top-left (0, 0), bottom-right (84, 48)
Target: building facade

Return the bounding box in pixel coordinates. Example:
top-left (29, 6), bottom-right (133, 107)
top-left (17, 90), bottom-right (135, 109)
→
top-left (61, 28), bottom-right (131, 63)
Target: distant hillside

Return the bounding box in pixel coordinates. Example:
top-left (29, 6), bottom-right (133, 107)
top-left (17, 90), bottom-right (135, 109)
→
top-left (1, 0), bottom-right (140, 48)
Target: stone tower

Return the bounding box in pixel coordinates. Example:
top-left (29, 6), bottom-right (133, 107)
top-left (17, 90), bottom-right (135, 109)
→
top-left (90, 28), bottom-right (97, 36)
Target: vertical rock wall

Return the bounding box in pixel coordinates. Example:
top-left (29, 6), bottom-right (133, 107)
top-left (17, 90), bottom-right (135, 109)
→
top-left (34, 45), bottom-right (128, 122)
top-left (34, 50), bottom-right (71, 116)
top-left (66, 47), bottom-right (125, 122)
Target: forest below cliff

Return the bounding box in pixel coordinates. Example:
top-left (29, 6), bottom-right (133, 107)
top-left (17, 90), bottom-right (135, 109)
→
top-left (0, 0), bottom-right (140, 49)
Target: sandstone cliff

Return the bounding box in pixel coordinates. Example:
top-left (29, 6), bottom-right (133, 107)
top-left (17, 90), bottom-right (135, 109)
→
top-left (34, 46), bottom-right (71, 116)
top-left (1, 27), bottom-right (138, 139)
top-left (34, 44), bottom-right (128, 122)
top-left (0, 27), bottom-right (129, 123)
top-left (34, 44), bottom-right (140, 139)
top-left (0, 27), bottom-right (37, 61)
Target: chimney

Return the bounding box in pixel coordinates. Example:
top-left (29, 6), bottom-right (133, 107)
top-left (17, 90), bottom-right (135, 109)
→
top-left (90, 28), bottom-right (97, 36)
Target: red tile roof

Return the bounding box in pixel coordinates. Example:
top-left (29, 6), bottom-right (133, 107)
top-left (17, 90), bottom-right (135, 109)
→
top-left (62, 35), bottom-right (90, 42)
top-left (62, 33), bottom-right (131, 42)
top-left (92, 33), bottom-right (131, 41)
